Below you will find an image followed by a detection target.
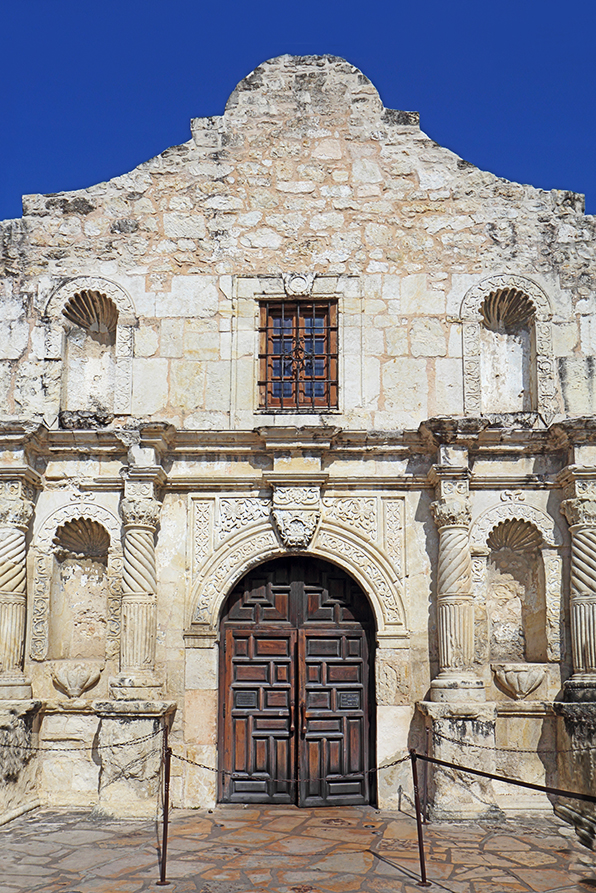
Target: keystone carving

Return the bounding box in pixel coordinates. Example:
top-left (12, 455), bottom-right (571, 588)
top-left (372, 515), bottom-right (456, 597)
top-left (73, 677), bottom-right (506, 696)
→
top-left (272, 486), bottom-right (320, 549)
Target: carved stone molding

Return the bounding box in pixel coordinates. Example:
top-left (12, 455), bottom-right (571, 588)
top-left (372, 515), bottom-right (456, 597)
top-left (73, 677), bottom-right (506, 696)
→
top-left (431, 498), bottom-right (471, 529)
top-left (384, 498), bottom-right (405, 578)
top-left (470, 502), bottom-right (562, 550)
top-left (272, 486), bottom-right (320, 548)
top-left (189, 521), bottom-right (407, 636)
top-left (31, 502), bottom-right (122, 662)
top-left (322, 497), bottom-right (376, 539)
top-left (460, 274), bottom-right (557, 419)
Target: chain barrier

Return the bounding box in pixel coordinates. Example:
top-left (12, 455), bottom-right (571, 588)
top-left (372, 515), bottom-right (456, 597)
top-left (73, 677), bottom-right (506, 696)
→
top-left (433, 730), bottom-right (596, 754)
top-left (169, 749), bottom-right (410, 782)
top-left (0, 728), bottom-right (163, 754)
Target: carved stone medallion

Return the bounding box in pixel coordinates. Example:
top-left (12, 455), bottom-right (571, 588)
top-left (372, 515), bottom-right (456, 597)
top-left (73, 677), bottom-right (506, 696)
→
top-left (272, 486), bottom-right (320, 549)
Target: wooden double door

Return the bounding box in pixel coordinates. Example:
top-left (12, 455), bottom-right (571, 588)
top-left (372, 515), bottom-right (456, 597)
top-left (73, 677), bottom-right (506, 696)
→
top-left (219, 558), bottom-right (374, 806)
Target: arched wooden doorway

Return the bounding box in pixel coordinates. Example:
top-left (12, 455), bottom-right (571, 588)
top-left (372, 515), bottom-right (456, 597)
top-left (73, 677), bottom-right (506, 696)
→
top-left (219, 556), bottom-right (376, 806)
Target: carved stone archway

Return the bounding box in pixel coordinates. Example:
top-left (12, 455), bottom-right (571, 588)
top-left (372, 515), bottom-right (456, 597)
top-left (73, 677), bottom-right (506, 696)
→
top-left (31, 501), bottom-right (123, 661)
top-left (43, 276), bottom-right (137, 416)
top-left (470, 499), bottom-right (564, 662)
top-left (188, 521), bottom-right (408, 642)
top-left (460, 274), bottom-right (558, 420)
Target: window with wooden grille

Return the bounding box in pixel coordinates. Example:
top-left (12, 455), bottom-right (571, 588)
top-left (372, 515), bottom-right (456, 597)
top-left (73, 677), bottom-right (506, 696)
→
top-left (258, 301), bottom-right (338, 411)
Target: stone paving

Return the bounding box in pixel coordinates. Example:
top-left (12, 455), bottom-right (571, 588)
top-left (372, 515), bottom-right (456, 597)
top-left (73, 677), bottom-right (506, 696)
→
top-left (0, 804), bottom-right (594, 893)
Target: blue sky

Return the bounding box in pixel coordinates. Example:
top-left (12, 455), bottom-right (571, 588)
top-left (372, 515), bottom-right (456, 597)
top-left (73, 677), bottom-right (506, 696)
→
top-left (2, 0), bottom-right (595, 220)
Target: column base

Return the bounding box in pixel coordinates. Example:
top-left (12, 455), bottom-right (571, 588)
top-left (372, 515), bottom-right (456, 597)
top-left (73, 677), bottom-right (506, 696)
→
top-left (0, 674), bottom-right (32, 700)
top-left (563, 675), bottom-right (596, 702)
top-left (430, 672), bottom-right (485, 702)
top-left (109, 671), bottom-right (163, 701)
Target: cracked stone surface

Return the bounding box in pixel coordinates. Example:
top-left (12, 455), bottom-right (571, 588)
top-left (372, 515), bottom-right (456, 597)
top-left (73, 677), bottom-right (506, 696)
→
top-left (0, 805), bottom-right (594, 892)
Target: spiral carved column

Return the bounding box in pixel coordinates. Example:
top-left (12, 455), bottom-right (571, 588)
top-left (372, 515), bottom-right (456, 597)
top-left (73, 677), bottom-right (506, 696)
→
top-left (430, 498), bottom-right (484, 702)
top-left (120, 498), bottom-right (160, 676)
top-left (0, 492), bottom-right (34, 698)
top-left (561, 499), bottom-right (596, 700)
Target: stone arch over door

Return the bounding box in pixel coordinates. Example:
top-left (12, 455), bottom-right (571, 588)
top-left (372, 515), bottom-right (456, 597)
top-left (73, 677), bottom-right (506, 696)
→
top-left (43, 276), bottom-right (137, 418)
top-left (460, 274), bottom-right (558, 420)
top-left (31, 501), bottom-right (123, 661)
top-left (188, 521), bottom-right (408, 641)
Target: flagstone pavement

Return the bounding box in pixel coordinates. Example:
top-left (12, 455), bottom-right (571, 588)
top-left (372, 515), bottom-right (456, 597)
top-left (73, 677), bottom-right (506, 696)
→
top-left (0, 804), bottom-right (594, 893)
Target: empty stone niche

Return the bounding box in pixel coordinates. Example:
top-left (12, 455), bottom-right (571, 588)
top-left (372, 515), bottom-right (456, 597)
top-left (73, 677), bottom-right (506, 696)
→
top-left (60, 290), bottom-right (118, 426)
top-left (479, 288), bottom-right (537, 413)
top-left (486, 519), bottom-right (548, 698)
top-left (49, 518), bottom-right (110, 677)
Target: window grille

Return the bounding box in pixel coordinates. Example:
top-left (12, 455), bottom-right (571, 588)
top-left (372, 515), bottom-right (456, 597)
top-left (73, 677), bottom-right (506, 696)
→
top-left (258, 301), bottom-right (338, 411)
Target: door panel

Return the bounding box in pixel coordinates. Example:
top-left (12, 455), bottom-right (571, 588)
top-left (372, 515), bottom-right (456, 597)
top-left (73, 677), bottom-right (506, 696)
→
top-left (222, 628), bottom-right (296, 803)
top-left (298, 629), bottom-right (369, 806)
top-left (219, 557), bottom-right (373, 806)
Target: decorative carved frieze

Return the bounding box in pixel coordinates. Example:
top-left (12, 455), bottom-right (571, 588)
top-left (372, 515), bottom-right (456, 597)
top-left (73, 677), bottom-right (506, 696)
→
top-left (322, 497), bottom-right (376, 538)
top-left (218, 497), bottom-right (270, 541)
top-left (193, 499), bottom-right (213, 573)
top-left (384, 498), bottom-right (404, 577)
top-left (272, 486), bottom-right (320, 549)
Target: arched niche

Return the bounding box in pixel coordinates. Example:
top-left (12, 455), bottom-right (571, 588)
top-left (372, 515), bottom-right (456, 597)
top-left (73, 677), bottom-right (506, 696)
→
top-left (460, 275), bottom-right (558, 421)
top-left (470, 501), bottom-right (563, 666)
top-left (31, 502), bottom-right (123, 662)
top-left (43, 276), bottom-right (137, 422)
top-left (188, 521), bottom-right (408, 643)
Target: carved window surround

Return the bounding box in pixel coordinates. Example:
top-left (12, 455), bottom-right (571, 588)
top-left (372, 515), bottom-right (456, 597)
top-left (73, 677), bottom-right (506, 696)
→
top-left (31, 501), bottom-right (123, 662)
top-left (43, 276), bottom-right (137, 416)
top-left (460, 274), bottom-right (557, 421)
top-left (230, 274), bottom-right (359, 423)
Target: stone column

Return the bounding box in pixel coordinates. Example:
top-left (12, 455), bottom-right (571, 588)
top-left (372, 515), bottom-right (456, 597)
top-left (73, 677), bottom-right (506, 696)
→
top-left (428, 450), bottom-right (484, 702)
top-left (111, 495), bottom-right (162, 699)
top-left (430, 497), bottom-right (484, 700)
top-left (0, 484), bottom-right (34, 699)
top-left (560, 497), bottom-right (596, 700)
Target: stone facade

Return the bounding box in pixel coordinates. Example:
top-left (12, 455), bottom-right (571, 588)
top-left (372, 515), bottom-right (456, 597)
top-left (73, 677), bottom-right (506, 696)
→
top-left (1, 54), bottom-right (596, 821)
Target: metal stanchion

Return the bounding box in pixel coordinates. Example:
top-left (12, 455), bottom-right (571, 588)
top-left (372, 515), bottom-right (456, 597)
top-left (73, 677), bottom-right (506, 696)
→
top-left (422, 726), bottom-right (430, 824)
top-left (410, 749), bottom-right (431, 887)
top-left (156, 723), bottom-right (172, 887)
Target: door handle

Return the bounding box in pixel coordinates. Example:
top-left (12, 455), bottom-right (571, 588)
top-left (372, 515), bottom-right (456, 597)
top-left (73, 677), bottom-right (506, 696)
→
top-left (289, 704), bottom-right (295, 734)
top-left (301, 702), bottom-right (306, 736)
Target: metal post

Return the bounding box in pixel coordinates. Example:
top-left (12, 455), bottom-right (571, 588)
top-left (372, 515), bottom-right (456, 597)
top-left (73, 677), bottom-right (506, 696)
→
top-left (157, 723), bottom-right (172, 886)
top-left (410, 749), bottom-right (431, 887)
top-left (422, 726), bottom-right (430, 824)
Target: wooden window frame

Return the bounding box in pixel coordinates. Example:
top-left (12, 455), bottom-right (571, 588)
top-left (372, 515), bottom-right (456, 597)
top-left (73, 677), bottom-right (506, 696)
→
top-left (258, 300), bottom-right (338, 412)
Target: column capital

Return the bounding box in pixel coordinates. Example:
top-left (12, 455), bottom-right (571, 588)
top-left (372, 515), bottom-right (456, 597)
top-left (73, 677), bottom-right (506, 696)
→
top-left (121, 497), bottom-right (161, 530)
top-left (561, 498), bottom-right (596, 530)
top-left (431, 497), bottom-right (471, 530)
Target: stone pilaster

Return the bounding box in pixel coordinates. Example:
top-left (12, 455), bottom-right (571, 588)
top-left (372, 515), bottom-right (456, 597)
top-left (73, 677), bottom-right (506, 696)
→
top-left (429, 456), bottom-right (484, 702)
top-left (111, 462), bottom-right (165, 699)
top-left (560, 496), bottom-right (596, 701)
top-left (0, 481), bottom-right (35, 699)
